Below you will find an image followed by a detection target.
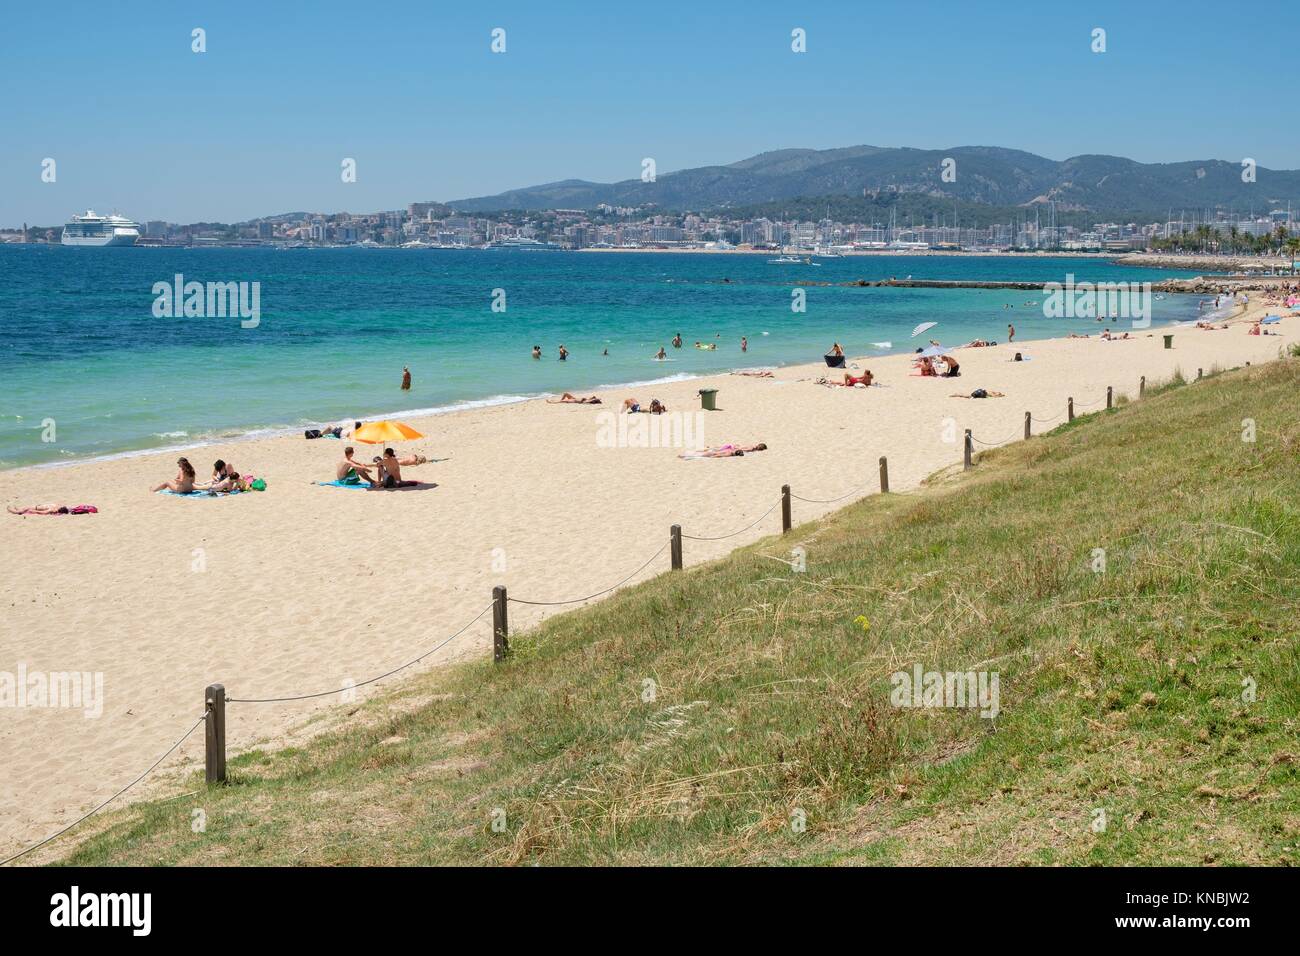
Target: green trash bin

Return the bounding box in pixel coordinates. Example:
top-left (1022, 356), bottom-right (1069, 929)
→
top-left (1163, 334), bottom-right (1173, 349)
top-left (698, 388), bottom-right (718, 411)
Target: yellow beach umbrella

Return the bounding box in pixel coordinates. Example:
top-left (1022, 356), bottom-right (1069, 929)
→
top-left (351, 420), bottom-right (424, 445)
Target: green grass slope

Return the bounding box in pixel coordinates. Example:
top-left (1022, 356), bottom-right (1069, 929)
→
top-left (52, 360), bottom-right (1300, 866)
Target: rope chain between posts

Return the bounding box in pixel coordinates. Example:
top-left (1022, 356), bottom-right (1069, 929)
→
top-left (227, 602), bottom-right (495, 704)
top-left (508, 539), bottom-right (672, 606)
top-left (680, 498), bottom-right (783, 542)
top-left (791, 483), bottom-right (873, 505)
top-left (0, 712), bottom-right (208, 867)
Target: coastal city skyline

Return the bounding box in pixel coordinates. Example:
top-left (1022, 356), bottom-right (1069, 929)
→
top-left (4, 0), bottom-right (1298, 225)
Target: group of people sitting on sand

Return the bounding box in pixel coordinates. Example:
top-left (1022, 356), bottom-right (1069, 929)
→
top-left (335, 447), bottom-right (428, 488)
top-left (150, 457), bottom-right (256, 495)
top-left (915, 354), bottom-right (960, 377)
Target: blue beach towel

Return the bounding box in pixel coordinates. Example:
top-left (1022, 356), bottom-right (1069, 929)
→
top-left (314, 479), bottom-right (370, 490)
top-left (155, 489), bottom-right (243, 499)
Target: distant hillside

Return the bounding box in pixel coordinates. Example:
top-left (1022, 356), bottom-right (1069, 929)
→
top-left (448, 145), bottom-right (1300, 217)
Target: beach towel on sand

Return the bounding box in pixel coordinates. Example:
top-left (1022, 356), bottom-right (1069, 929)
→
top-left (314, 479), bottom-right (371, 490)
top-left (156, 489), bottom-right (243, 499)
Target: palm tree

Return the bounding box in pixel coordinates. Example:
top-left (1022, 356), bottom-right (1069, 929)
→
top-left (1284, 237), bottom-right (1300, 272)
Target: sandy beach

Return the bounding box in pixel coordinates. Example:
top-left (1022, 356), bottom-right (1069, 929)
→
top-left (2, 297), bottom-right (1296, 860)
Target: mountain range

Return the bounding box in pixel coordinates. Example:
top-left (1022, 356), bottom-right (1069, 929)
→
top-left (447, 145), bottom-right (1300, 218)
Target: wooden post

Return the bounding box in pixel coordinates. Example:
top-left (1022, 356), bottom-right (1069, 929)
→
top-left (670, 524), bottom-right (682, 570)
top-left (781, 485), bottom-right (791, 533)
top-left (1068, 397), bottom-right (1074, 422)
top-left (1139, 375), bottom-right (1146, 398)
top-left (205, 683), bottom-right (226, 785)
top-left (963, 430), bottom-right (973, 470)
top-left (878, 456), bottom-right (889, 494)
top-left (492, 586), bottom-right (509, 662)
top-left (1024, 411), bottom-right (1031, 440)
top-left (1197, 368), bottom-right (1203, 380)
top-left (1106, 386), bottom-right (1113, 410)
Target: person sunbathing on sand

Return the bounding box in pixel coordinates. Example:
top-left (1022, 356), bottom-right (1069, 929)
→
top-left (622, 398), bottom-right (667, 413)
top-left (150, 457), bottom-right (197, 494)
top-left (816, 370), bottom-right (872, 386)
top-left (732, 369), bottom-right (774, 378)
top-left (951, 389), bottom-right (1005, 399)
top-left (8, 504), bottom-right (97, 515)
top-left (679, 443), bottom-right (768, 459)
top-left (548, 393), bottom-right (601, 404)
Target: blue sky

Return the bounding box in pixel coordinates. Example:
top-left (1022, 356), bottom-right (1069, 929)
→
top-left (1, 0), bottom-right (1295, 224)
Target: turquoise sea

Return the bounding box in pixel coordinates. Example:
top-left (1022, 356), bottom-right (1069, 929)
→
top-left (0, 247), bottom-right (1201, 469)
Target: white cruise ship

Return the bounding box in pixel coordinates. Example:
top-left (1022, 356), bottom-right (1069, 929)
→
top-left (61, 210), bottom-right (141, 246)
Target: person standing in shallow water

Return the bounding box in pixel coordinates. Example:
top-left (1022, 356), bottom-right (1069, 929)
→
top-left (401, 366), bottom-right (411, 390)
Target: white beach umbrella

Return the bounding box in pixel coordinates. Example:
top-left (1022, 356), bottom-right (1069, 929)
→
top-left (912, 321), bottom-right (938, 338)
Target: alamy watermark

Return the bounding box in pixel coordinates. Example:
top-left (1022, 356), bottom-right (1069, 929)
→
top-left (152, 274), bottom-right (260, 328)
top-left (596, 410), bottom-right (704, 448)
top-left (1, 663), bottom-right (104, 718)
top-left (1042, 273), bottom-right (1151, 328)
top-left (890, 664), bottom-right (999, 718)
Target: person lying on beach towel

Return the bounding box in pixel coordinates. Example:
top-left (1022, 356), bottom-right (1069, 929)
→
top-left (679, 443), bottom-right (768, 459)
top-left (621, 398), bottom-right (667, 414)
top-left (815, 371), bottom-right (874, 387)
top-left (731, 370), bottom-right (774, 378)
top-left (150, 457), bottom-right (197, 494)
top-left (336, 446), bottom-right (377, 485)
top-left (8, 504), bottom-right (98, 515)
top-left (951, 389), bottom-right (1005, 399)
top-left (548, 392), bottom-right (601, 404)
